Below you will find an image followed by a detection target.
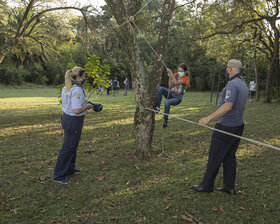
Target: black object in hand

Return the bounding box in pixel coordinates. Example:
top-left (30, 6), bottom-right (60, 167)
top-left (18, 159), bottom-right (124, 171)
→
top-left (88, 102), bottom-right (103, 112)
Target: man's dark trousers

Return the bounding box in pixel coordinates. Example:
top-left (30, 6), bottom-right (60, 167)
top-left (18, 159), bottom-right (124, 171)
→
top-left (202, 123), bottom-right (244, 191)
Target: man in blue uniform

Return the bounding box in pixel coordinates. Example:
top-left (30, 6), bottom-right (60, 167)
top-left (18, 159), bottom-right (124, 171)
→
top-left (191, 59), bottom-right (248, 195)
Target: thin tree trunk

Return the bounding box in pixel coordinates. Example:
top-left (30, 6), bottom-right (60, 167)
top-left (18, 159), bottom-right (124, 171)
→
top-left (264, 63), bottom-right (273, 103)
top-left (253, 35), bottom-right (259, 101)
top-left (264, 18), bottom-right (279, 103)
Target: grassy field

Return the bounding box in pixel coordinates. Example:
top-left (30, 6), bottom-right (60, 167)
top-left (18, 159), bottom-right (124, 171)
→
top-left (0, 88), bottom-right (280, 224)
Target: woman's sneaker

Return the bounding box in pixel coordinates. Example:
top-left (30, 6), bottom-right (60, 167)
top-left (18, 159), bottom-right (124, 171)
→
top-left (153, 106), bottom-right (160, 114)
top-left (54, 178), bottom-right (70, 184)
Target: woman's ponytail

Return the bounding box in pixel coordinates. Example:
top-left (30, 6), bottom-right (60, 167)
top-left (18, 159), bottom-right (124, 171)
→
top-left (64, 67), bottom-right (85, 93)
top-left (65, 70), bottom-right (73, 93)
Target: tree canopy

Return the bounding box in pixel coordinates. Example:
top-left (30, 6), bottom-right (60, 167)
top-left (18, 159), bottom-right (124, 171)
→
top-left (0, 0), bottom-right (279, 102)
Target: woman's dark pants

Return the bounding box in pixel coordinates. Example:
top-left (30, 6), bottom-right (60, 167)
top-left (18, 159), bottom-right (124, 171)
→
top-left (53, 114), bottom-right (84, 181)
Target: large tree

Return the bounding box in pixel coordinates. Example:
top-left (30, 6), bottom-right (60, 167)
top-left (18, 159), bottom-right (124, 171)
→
top-left (104, 0), bottom-right (175, 159)
top-left (0, 0), bottom-right (88, 64)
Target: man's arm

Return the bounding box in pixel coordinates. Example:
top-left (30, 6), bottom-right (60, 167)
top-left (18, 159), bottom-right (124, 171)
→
top-left (199, 102), bottom-right (233, 125)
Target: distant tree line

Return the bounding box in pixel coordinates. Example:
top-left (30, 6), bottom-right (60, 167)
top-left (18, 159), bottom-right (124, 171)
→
top-left (0, 0), bottom-right (279, 102)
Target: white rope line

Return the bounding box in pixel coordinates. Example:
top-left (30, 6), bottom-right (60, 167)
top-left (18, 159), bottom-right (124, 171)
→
top-left (118, 0), bottom-right (155, 27)
top-left (117, 0), bottom-right (168, 68)
top-left (130, 19), bottom-right (168, 69)
top-left (144, 107), bottom-right (280, 152)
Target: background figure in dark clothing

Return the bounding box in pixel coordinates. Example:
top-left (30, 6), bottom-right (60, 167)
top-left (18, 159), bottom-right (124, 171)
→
top-left (107, 79), bottom-right (112, 95)
top-left (112, 77), bottom-right (118, 95)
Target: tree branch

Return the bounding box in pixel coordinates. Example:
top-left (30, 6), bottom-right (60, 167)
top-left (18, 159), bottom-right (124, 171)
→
top-left (175, 0), bottom-right (195, 10)
top-left (197, 17), bottom-right (264, 40)
top-left (20, 6), bottom-right (89, 39)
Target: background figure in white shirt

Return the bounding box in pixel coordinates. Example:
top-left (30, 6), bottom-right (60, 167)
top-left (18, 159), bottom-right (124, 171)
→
top-left (249, 80), bottom-right (256, 100)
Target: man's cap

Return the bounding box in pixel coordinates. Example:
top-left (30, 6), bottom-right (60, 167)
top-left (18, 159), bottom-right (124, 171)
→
top-left (227, 59), bottom-right (242, 69)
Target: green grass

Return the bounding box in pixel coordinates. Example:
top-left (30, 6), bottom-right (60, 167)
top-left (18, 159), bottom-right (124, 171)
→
top-left (0, 89), bottom-right (280, 224)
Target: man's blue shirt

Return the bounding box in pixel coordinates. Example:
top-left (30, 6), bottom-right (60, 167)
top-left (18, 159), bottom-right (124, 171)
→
top-left (218, 78), bottom-right (248, 127)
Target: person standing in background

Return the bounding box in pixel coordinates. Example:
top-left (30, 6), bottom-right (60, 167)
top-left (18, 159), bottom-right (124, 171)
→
top-left (249, 80), bottom-right (256, 101)
top-left (124, 78), bottom-right (129, 96)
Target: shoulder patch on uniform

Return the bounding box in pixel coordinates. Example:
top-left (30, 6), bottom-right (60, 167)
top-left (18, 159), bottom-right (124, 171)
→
top-left (225, 90), bottom-right (231, 99)
top-left (74, 93), bottom-right (81, 99)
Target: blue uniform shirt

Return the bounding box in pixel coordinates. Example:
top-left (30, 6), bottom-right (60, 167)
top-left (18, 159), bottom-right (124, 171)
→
top-left (113, 80), bottom-right (118, 89)
top-left (61, 85), bottom-right (87, 116)
top-left (217, 78), bottom-right (248, 127)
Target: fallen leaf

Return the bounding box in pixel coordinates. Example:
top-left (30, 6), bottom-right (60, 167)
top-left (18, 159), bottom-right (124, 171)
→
top-left (180, 215), bottom-right (193, 222)
top-left (98, 176), bottom-right (104, 181)
top-left (219, 206), bottom-right (224, 213)
top-left (249, 144), bottom-right (256, 150)
top-left (212, 207), bottom-right (218, 211)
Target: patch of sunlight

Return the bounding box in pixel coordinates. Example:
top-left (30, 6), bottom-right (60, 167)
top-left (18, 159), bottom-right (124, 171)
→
top-left (44, 129), bottom-right (63, 136)
top-left (108, 176), bottom-right (170, 199)
top-left (237, 136), bottom-right (280, 159)
top-left (188, 130), bottom-right (206, 136)
top-left (179, 107), bottom-right (200, 111)
top-left (121, 139), bottom-right (134, 145)
top-left (1, 123), bottom-right (58, 137)
top-left (0, 97), bottom-right (59, 110)
top-left (174, 112), bottom-right (191, 118)
top-left (83, 117), bottom-right (134, 130)
top-left (264, 136), bottom-right (280, 146)
top-left (237, 147), bottom-right (259, 159)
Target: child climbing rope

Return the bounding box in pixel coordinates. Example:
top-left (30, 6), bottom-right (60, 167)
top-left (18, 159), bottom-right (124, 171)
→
top-left (154, 63), bottom-right (190, 128)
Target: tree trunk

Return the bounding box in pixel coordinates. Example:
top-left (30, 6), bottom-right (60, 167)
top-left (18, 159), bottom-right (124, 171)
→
top-left (105, 0), bottom-right (175, 159)
top-left (264, 63), bottom-right (273, 103)
top-left (264, 18), bottom-right (279, 103)
top-left (253, 35), bottom-right (259, 101)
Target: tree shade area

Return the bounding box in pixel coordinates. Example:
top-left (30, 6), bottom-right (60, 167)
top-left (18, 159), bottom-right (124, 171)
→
top-left (1, 0), bottom-right (279, 101)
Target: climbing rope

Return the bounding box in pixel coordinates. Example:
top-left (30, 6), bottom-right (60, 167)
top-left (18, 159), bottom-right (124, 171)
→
top-left (144, 107), bottom-right (280, 152)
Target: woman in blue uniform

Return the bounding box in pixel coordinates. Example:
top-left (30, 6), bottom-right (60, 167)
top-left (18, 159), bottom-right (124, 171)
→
top-left (53, 67), bottom-right (93, 184)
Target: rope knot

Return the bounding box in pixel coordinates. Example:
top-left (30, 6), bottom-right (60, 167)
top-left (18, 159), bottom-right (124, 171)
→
top-left (128, 16), bottom-right (134, 22)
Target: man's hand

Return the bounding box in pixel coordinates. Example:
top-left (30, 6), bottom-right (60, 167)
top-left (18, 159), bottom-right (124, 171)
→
top-left (199, 117), bottom-right (211, 125)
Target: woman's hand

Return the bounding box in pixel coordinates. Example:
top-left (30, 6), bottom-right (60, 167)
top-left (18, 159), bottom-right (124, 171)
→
top-left (87, 104), bottom-right (94, 110)
top-left (166, 68), bottom-right (172, 77)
